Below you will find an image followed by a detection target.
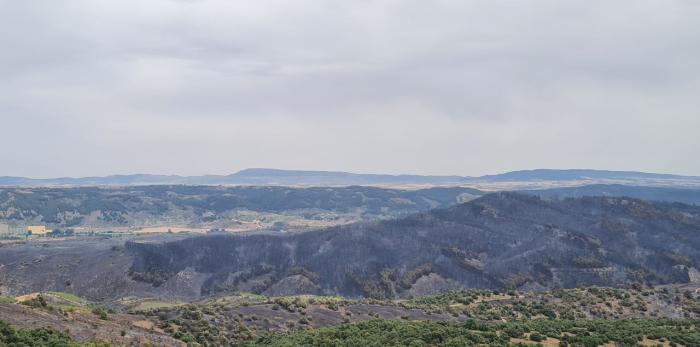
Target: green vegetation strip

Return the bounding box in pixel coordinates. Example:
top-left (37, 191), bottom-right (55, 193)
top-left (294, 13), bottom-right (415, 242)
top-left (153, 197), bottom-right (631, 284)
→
top-left (46, 291), bottom-right (84, 304)
top-left (247, 319), bottom-right (700, 347)
top-left (0, 321), bottom-right (111, 347)
top-left (0, 297), bottom-right (15, 304)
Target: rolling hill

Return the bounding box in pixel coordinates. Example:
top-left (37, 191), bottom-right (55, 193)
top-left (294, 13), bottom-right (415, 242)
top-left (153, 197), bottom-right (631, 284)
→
top-left (525, 184), bottom-right (700, 205)
top-left (124, 192), bottom-right (700, 299)
top-left (0, 185), bottom-right (482, 231)
top-left (3, 192), bottom-right (699, 302)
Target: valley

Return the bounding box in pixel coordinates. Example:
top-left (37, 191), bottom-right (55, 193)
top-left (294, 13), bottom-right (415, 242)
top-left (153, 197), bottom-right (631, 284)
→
top-left (0, 185), bottom-right (482, 238)
top-left (2, 187), bottom-right (700, 346)
top-left (3, 0), bottom-right (699, 344)
top-left (3, 192), bottom-right (700, 302)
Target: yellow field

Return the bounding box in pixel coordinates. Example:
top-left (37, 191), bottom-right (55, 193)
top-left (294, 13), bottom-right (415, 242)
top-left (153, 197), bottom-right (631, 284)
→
top-left (133, 226), bottom-right (209, 234)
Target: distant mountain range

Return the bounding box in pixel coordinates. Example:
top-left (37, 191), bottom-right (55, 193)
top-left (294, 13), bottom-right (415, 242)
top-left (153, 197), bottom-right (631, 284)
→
top-left (1, 168), bottom-right (699, 187)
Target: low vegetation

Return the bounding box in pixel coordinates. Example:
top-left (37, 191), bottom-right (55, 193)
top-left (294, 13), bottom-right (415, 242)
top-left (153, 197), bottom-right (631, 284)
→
top-left (247, 318), bottom-right (700, 347)
top-left (0, 320), bottom-right (112, 347)
top-left (2, 285), bottom-right (700, 346)
top-left (120, 285), bottom-right (699, 345)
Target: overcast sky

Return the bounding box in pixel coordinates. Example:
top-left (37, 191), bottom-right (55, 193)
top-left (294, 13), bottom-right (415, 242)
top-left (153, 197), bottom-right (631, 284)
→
top-left (1, 0), bottom-right (699, 178)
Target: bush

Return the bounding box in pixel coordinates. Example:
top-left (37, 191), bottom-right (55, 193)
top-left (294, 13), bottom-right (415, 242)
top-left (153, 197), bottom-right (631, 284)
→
top-left (530, 332), bottom-right (545, 342)
top-left (91, 306), bottom-right (109, 320)
top-left (0, 320), bottom-right (101, 346)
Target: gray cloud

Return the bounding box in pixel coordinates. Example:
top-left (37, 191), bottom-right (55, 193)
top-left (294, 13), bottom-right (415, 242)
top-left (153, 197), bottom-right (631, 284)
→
top-left (1, 0), bottom-right (699, 177)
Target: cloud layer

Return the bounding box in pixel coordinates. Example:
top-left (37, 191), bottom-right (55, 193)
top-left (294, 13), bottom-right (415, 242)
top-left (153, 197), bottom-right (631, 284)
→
top-left (1, 0), bottom-right (699, 177)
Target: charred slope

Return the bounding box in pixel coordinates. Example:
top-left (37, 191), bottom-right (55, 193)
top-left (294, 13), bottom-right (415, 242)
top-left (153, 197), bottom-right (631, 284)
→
top-left (127, 193), bottom-right (700, 299)
top-left (524, 184), bottom-right (700, 205)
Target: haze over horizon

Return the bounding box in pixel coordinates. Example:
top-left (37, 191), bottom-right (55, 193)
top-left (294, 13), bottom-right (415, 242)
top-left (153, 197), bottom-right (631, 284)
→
top-left (3, 167), bottom-right (700, 181)
top-left (2, 1), bottom-right (699, 178)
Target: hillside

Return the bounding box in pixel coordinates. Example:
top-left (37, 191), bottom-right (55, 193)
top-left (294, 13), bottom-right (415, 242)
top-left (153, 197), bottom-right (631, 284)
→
top-left (3, 193), bottom-right (700, 345)
top-left (4, 193), bottom-right (697, 302)
top-left (246, 319), bottom-right (700, 347)
top-left (2, 285), bottom-right (700, 346)
top-left (526, 184), bottom-right (700, 205)
top-left (124, 193), bottom-right (700, 299)
top-left (5, 184), bottom-right (700, 237)
top-left (0, 185), bottom-right (481, 232)
top-left (0, 292), bottom-right (182, 346)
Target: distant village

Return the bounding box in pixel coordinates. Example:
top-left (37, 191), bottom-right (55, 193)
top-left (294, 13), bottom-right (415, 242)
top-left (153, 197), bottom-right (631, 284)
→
top-left (0, 224), bottom-right (71, 239)
top-left (0, 222), bottom-right (232, 240)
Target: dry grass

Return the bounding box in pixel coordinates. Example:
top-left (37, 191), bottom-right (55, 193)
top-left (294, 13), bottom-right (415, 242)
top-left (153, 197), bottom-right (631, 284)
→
top-left (511, 334), bottom-right (561, 346)
top-left (134, 226), bottom-right (209, 234)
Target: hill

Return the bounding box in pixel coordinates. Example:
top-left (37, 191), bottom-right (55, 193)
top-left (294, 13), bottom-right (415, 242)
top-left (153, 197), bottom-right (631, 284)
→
top-left (3, 193), bottom-right (700, 345)
top-left (2, 285), bottom-right (700, 346)
top-left (127, 193), bottom-right (700, 298)
top-left (120, 193), bottom-right (700, 299)
top-left (5, 184), bottom-right (700, 235)
top-left (0, 185), bottom-right (481, 232)
top-left (525, 184), bottom-right (700, 205)
top-left (226, 168), bottom-right (467, 186)
top-left (479, 169), bottom-right (692, 181)
top-left (3, 193), bottom-right (700, 302)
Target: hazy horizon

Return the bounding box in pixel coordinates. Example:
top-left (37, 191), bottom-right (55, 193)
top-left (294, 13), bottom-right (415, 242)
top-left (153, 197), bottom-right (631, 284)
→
top-left (3, 167), bottom-right (699, 181)
top-left (2, 1), bottom-right (699, 178)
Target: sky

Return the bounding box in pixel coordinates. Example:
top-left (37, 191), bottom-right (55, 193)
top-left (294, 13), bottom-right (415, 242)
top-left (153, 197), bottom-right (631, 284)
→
top-left (1, 0), bottom-right (699, 178)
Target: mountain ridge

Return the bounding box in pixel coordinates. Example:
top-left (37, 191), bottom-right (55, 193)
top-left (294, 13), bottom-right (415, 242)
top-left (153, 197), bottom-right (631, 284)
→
top-left (2, 168), bottom-right (698, 187)
top-left (122, 192), bottom-right (700, 298)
